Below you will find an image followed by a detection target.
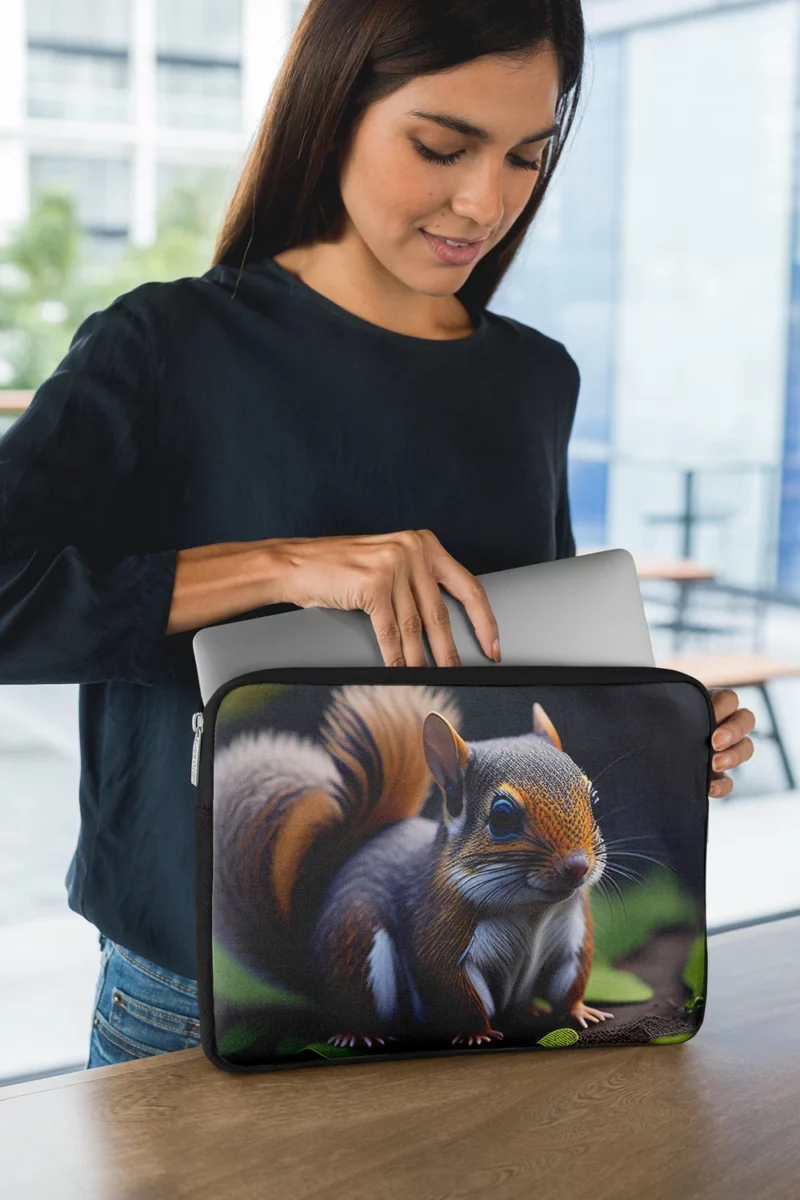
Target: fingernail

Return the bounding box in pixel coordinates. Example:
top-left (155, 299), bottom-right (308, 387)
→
top-left (492, 638), bottom-right (501, 662)
top-left (715, 753), bottom-right (733, 769)
top-left (709, 783), bottom-right (720, 796)
top-left (713, 730), bottom-right (733, 749)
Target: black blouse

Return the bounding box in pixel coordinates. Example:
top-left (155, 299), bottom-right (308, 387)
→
top-left (0, 255), bottom-right (580, 978)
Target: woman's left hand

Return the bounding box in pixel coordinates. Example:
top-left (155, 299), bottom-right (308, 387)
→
top-left (709, 688), bottom-right (756, 798)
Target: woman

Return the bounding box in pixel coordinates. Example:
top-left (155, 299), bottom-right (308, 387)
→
top-left (0, 0), bottom-right (754, 1069)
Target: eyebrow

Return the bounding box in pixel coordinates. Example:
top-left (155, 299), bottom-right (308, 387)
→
top-left (406, 109), bottom-right (560, 146)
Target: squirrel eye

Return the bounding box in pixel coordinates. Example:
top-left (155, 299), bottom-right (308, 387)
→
top-left (488, 796), bottom-right (524, 840)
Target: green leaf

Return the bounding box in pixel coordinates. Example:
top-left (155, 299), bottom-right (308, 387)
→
top-left (583, 956), bottom-right (654, 1003)
top-left (300, 1041), bottom-right (363, 1059)
top-left (650, 1032), bottom-right (695, 1045)
top-left (536, 1028), bottom-right (580, 1048)
top-left (276, 1035), bottom-right (363, 1059)
top-left (212, 940), bottom-right (312, 1008)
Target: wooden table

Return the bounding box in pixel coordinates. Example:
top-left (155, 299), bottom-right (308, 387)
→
top-left (2, 916), bottom-right (799, 1199)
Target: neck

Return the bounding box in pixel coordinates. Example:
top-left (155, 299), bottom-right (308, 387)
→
top-left (272, 237), bottom-right (476, 340)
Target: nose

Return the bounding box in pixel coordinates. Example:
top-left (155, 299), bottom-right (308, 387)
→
top-left (560, 851), bottom-right (590, 885)
top-left (450, 161), bottom-right (505, 230)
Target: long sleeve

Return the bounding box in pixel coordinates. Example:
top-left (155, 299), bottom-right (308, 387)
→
top-left (555, 466), bottom-right (576, 559)
top-left (0, 297), bottom-right (178, 685)
top-left (554, 343), bottom-right (580, 560)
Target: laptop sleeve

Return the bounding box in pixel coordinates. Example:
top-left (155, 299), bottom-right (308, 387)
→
top-left (192, 664), bottom-right (713, 1073)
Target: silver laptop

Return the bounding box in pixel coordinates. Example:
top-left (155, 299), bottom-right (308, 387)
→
top-left (192, 548), bottom-right (654, 705)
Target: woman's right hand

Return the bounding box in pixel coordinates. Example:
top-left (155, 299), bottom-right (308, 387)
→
top-left (272, 529), bottom-right (501, 667)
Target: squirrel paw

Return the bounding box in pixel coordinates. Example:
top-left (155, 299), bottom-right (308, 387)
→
top-left (326, 1033), bottom-right (397, 1049)
top-left (569, 1002), bottom-right (615, 1029)
top-left (451, 1029), bottom-right (504, 1048)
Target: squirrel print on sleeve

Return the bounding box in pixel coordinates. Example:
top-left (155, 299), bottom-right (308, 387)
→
top-left (212, 683), bottom-right (614, 1050)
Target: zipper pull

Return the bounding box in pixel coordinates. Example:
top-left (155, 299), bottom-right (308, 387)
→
top-left (191, 711), bottom-right (204, 787)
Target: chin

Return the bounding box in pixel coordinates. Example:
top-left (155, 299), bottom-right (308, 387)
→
top-left (526, 881), bottom-right (578, 903)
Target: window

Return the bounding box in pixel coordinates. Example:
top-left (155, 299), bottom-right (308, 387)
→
top-left (155, 0), bottom-right (242, 131)
top-left (29, 155), bottom-right (131, 240)
top-left (156, 0), bottom-right (241, 60)
top-left (156, 61), bottom-right (241, 132)
top-left (27, 0), bottom-right (130, 46)
top-left (26, 0), bottom-right (131, 124)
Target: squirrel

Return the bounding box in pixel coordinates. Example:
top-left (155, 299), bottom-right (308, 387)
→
top-left (212, 682), bottom-right (614, 1049)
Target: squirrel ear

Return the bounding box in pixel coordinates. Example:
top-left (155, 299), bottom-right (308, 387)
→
top-left (423, 711), bottom-right (469, 819)
top-left (532, 702), bottom-right (562, 751)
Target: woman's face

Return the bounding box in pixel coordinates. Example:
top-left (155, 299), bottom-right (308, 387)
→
top-left (337, 47), bottom-right (562, 297)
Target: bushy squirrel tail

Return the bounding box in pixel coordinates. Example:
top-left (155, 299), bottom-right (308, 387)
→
top-left (320, 682), bottom-right (463, 843)
top-left (212, 682), bottom-right (462, 985)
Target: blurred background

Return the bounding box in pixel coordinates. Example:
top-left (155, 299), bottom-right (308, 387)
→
top-left (1, 0), bottom-right (799, 1083)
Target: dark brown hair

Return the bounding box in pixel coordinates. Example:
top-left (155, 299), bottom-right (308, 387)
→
top-left (212, 0), bottom-right (586, 313)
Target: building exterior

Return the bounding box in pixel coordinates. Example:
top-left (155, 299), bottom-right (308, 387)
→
top-left (497, 0), bottom-right (800, 591)
top-left (0, 0), bottom-right (288, 258)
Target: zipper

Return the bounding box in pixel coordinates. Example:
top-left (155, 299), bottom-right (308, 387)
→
top-left (191, 711), bottom-right (204, 786)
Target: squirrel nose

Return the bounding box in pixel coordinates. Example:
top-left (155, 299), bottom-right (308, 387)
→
top-left (560, 851), bottom-right (590, 885)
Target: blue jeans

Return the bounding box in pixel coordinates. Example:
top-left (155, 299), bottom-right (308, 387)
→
top-left (86, 933), bottom-right (201, 1068)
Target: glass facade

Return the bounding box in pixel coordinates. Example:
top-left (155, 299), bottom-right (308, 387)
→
top-left (492, 34), bottom-right (626, 554)
top-left (26, 0), bottom-right (131, 124)
top-left (27, 48), bottom-right (130, 124)
top-left (495, 1), bottom-right (800, 589)
top-left (27, 0), bottom-right (130, 46)
top-left (155, 0), bottom-right (242, 131)
top-left (29, 154), bottom-right (131, 239)
top-left (779, 8), bottom-right (800, 591)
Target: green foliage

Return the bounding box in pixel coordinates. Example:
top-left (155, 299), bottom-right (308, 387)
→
top-left (681, 933), bottom-right (706, 1014)
top-left (581, 865), bottom-right (701, 1004)
top-left (218, 1018), bottom-right (269, 1056)
top-left (584, 957), bottom-right (654, 1004)
top-left (218, 1026), bottom-right (363, 1061)
top-left (0, 171), bottom-right (231, 391)
top-left (590, 864), bottom-right (699, 962)
top-left (217, 684), bottom-right (289, 728)
top-left (0, 191), bottom-right (90, 389)
top-left (536, 1028), bottom-right (579, 1048)
top-left (276, 1035), bottom-right (361, 1059)
top-left (212, 939), bottom-right (312, 1008)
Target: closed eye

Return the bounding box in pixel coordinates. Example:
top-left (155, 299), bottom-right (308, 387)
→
top-left (413, 141), bottom-right (543, 173)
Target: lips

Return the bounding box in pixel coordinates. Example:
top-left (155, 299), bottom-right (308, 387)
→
top-left (420, 229), bottom-right (485, 265)
top-left (424, 231), bottom-right (485, 244)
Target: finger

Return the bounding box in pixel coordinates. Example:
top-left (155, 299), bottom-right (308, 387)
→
top-left (710, 688), bottom-right (740, 726)
top-left (709, 773), bottom-right (733, 798)
top-left (408, 565), bottom-right (462, 667)
top-left (712, 735), bottom-right (755, 774)
top-left (422, 536), bottom-right (499, 662)
top-left (711, 707), bottom-right (756, 751)
top-left (366, 584), bottom-right (408, 667)
top-left (392, 574), bottom-right (431, 667)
